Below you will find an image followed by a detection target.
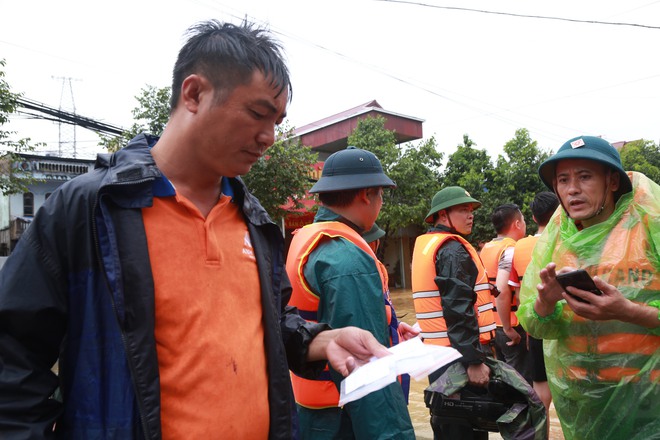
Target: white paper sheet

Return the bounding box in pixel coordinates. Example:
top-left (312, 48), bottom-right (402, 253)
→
top-left (338, 337), bottom-right (461, 406)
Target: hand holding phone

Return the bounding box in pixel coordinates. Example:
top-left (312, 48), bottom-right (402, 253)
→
top-left (555, 269), bottom-right (602, 303)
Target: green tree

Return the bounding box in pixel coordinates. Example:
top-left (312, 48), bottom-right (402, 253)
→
top-left (347, 115), bottom-right (398, 239)
top-left (441, 136), bottom-right (495, 245)
top-left (242, 123), bottom-right (318, 221)
top-left (620, 139), bottom-right (660, 184)
top-left (442, 135), bottom-right (494, 198)
top-left (99, 85), bottom-right (171, 153)
top-left (491, 128), bottom-right (551, 236)
top-left (347, 115), bottom-right (444, 256)
top-left (440, 129), bottom-right (549, 244)
top-left (386, 136), bottom-right (443, 232)
top-left (0, 59), bottom-right (40, 195)
top-left (347, 115), bottom-right (399, 169)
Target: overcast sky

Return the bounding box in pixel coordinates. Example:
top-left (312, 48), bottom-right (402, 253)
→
top-left (2, 0), bottom-right (659, 161)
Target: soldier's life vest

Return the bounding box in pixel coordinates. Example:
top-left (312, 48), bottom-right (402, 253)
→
top-left (285, 221), bottom-right (399, 409)
top-left (411, 232), bottom-right (496, 347)
top-left (481, 237), bottom-right (519, 327)
top-left (548, 180), bottom-right (660, 384)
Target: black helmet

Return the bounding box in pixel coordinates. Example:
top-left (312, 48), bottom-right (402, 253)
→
top-left (309, 147), bottom-right (396, 193)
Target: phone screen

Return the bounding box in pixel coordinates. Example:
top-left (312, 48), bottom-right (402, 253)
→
top-left (555, 269), bottom-right (602, 302)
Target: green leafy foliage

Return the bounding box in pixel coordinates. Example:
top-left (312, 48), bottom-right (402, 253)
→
top-left (386, 137), bottom-right (443, 231)
top-left (348, 115), bottom-right (399, 170)
top-left (347, 115), bottom-right (444, 249)
top-left (441, 135), bottom-right (495, 244)
top-left (442, 129), bottom-right (551, 245)
top-left (490, 129), bottom-right (551, 236)
top-left (98, 85), bottom-right (171, 153)
top-left (0, 59), bottom-right (41, 195)
top-left (243, 124), bottom-right (318, 221)
top-left (620, 139), bottom-right (660, 184)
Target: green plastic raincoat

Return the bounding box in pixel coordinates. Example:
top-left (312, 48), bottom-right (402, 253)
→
top-left (518, 171), bottom-right (660, 440)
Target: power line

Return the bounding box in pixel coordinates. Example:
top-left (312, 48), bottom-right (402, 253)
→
top-left (209, 3), bottom-right (658, 143)
top-left (376, 0), bottom-right (660, 30)
top-left (16, 97), bottom-right (125, 136)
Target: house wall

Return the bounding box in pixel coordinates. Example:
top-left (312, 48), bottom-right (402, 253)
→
top-left (0, 195), bottom-right (9, 230)
top-left (9, 180), bottom-right (65, 217)
top-left (0, 154), bottom-right (95, 253)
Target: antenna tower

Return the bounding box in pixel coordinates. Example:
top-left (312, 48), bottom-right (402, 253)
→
top-left (52, 76), bottom-right (80, 157)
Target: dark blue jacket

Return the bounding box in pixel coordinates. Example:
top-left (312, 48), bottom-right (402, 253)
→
top-left (0, 134), bottom-right (327, 439)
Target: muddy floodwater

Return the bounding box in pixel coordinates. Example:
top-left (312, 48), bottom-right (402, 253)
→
top-left (390, 288), bottom-right (565, 440)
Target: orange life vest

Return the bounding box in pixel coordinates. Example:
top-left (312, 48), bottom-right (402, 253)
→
top-left (285, 221), bottom-right (395, 409)
top-left (511, 235), bottom-right (539, 284)
top-left (481, 237), bottom-right (519, 327)
top-left (411, 232), bottom-right (496, 346)
top-left (549, 178), bottom-right (660, 383)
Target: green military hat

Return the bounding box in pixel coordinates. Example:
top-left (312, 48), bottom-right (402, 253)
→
top-left (310, 146), bottom-right (396, 193)
top-left (362, 223), bottom-right (386, 244)
top-left (538, 135), bottom-right (632, 196)
top-left (424, 186), bottom-right (481, 223)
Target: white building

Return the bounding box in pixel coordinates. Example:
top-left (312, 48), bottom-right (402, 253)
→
top-left (0, 153), bottom-right (95, 254)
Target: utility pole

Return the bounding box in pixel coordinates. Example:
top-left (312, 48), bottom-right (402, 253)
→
top-left (52, 76), bottom-right (80, 158)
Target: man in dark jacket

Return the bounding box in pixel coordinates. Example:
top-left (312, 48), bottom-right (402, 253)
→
top-left (412, 186), bottom-right (494, 440)
top-left (0, 20), bottom-right (389, 439)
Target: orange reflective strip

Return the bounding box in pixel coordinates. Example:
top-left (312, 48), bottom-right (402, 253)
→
top-left (413, 296), bottom-right (441, 314)
top-left (422, 336), bottom-right (451, 347)
top-left (416, 318), bottom-right (448, 334)
top-left (565, 333), bottom-right (660, 356)
top-left (598, 367), bottom-right (643, 381)
top-left (564, 366), bottom-right (660, 383)
top-left (652, 370), bottom-right (660, 383)
top-left (566, 366), bottom-right (637, 382)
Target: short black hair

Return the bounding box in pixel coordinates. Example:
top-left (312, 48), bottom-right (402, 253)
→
top-left (318, 189), bottom-right (361, 208)
top-left (170, 20), bottom-right (291, 112)
top-left (491, 203), bottom-right (521, 234)
top-left (530, 191), bottom-right (559, 226)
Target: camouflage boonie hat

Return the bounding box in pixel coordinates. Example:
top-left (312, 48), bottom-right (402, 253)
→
top-left (424, 357), bottom-right (547, 440)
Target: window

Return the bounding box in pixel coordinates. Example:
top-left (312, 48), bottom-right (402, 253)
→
top-left (23, 192), bottom-right (34, 217)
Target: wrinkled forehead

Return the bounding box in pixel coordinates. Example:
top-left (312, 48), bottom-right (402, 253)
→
top-left (555, 158), bottom-right (609, 177)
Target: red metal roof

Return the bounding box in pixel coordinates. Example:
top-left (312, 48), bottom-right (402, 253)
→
top-left (283, 101), bottom-right (425, 229)
top-left (293, 100), bottom-right (424, 157)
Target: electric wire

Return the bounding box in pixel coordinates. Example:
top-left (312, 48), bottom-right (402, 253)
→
top-left (376, 0), bottom-right (660, 30)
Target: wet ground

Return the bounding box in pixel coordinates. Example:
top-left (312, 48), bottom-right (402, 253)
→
top-left (390, 288), bottom-right (565, 440)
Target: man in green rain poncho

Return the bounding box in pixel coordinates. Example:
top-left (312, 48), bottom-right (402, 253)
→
top-left (517, 135), bottom-right (660, 440)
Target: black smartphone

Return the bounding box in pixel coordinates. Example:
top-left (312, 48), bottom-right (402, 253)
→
top-left (555, 269), bottom-right (602, 302)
